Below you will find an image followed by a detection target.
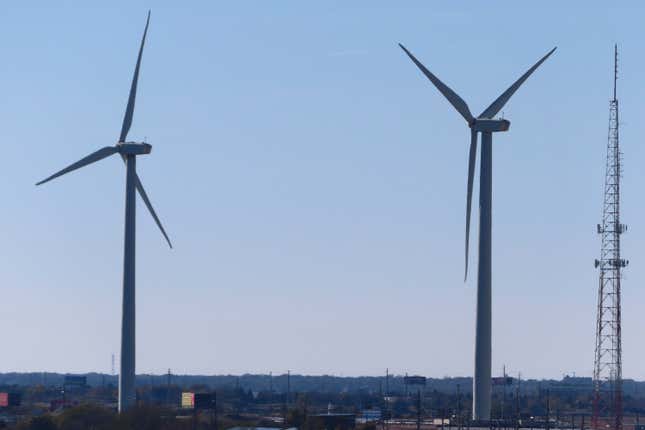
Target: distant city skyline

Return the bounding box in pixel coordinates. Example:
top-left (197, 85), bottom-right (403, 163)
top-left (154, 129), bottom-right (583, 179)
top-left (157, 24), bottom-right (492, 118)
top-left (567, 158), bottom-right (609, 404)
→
top-left (2, 2), bottom-right (645, 379)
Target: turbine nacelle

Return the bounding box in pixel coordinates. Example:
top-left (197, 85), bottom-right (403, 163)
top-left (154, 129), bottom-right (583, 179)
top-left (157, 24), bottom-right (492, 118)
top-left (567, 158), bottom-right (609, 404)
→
top-left (117, 142), bottom-right (152, 155)
top-left (471, 118), bottom-right (510, 133)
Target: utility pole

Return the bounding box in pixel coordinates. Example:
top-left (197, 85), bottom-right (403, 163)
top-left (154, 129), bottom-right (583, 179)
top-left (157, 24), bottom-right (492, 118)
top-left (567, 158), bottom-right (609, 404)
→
top-left (166, 368), bottom-right (172, 407)
top-left (515, 379), bottom-right (520, 430)
top-left (417, 389), bottom-right (422, 430)
top-left (458, 384), bottom-right (462, 430)
top-left (385, 369), bottom-right (390, 430)
top-left (287, 370), bottom-right (291, 406)
top-left (502, 365), bottom-right (506, 423)
top-left (386, 369), bottom-right (390, 398)
top-left (283, 371), bottom-right (290, 427)
top-left (546, 389), bottom-right (550, 430)
top-left (593, 44), bottom-right (626, 430)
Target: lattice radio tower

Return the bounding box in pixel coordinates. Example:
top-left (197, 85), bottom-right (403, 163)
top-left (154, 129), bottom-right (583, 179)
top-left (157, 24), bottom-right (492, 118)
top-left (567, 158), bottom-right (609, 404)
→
top-left (593, 44), bottom-right (627, 430)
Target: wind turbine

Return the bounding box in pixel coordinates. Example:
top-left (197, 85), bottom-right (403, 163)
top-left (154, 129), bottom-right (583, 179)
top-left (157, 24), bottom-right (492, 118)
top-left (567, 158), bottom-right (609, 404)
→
top-left (398, 43), bottom-right (555, 421)
top-left (36, 11), bottom-right (171, 412)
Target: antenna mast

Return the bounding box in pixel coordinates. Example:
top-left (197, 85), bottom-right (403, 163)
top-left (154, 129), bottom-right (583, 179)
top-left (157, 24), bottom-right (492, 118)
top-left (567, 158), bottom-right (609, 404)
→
top-left (593, 44), bottom-right (626, 430)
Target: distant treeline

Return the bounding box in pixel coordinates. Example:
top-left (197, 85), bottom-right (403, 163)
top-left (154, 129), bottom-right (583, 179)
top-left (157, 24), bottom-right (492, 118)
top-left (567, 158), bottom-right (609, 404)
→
top-left (1, 372), bottom-right (645, 397)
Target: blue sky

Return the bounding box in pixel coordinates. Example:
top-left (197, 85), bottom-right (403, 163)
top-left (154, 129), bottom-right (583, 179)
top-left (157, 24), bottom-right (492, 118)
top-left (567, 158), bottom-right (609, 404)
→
top-left (1, 1), bottom-right (644, 379)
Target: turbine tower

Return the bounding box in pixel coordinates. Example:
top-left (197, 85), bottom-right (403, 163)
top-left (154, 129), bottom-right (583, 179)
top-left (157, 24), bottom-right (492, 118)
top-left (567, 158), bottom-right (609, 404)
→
top-left (399, 44), bottom-right (555, 421)
top-left (36, 11), bottom-right (171, 412)
top-left (593, 44), bottom-right (626, 430)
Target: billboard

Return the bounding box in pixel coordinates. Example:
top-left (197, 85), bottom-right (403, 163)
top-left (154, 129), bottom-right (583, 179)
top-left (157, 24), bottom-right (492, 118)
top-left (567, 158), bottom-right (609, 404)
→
top-left (194, 393), bottom-right (215, 410)
top-left (181, 392), bottom-right (195, 409)
top-left (404, 376), bottom-right (427, 386)
top-left (0, 393), bottom-right (20, 407)
top-left (64, 376), bottom-right (87, 386)
top-left (492, 376), bottom-right (514, 386)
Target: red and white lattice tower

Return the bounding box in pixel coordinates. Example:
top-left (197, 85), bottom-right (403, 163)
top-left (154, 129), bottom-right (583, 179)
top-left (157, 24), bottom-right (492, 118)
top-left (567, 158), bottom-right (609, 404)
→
top-left (593, 45), bottom-right (627, 430)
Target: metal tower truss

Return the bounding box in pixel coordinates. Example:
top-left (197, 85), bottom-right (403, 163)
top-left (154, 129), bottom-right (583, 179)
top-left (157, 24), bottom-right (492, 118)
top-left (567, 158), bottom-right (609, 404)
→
top-left (593, 45), bottom-right (626, 430)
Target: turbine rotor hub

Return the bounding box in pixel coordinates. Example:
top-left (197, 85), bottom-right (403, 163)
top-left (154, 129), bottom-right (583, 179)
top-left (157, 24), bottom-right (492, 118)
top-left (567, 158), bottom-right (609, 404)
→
top-left (117, 142), bottom-right (152, 155)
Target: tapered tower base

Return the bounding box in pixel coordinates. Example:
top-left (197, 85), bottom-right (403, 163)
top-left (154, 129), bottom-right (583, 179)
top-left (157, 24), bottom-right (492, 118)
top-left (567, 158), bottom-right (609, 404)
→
top-left (473, 132), bottom-right (492, 421)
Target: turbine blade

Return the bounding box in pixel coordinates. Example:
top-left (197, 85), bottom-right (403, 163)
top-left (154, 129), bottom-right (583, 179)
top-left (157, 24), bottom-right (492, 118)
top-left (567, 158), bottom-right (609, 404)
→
top-left (135, 174), bottom-right (172, 248)
top-left (479, 47), bottom-right (556, 119)
top-left (399, 43), bottom-right (474, 124)
top-left (36, 146), bottom-right (119, 186)
top-left (118, 11), bottom-right (151, 143)
top-left (464, 129), bottom-right (478, 282)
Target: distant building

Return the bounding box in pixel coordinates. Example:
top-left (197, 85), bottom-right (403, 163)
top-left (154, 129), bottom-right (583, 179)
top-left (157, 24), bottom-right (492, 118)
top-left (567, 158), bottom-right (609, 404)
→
top-left (359, 409), bottom-right (381, 423)
top-left (228, 427), bottom-right (295, 430)
top-left (309, 413), bottom-right (355, 430)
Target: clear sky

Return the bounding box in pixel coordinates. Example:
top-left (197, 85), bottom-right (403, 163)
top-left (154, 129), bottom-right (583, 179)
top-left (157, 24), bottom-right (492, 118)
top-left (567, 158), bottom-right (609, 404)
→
top-left (1, 1), bottom-right (645, 380)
